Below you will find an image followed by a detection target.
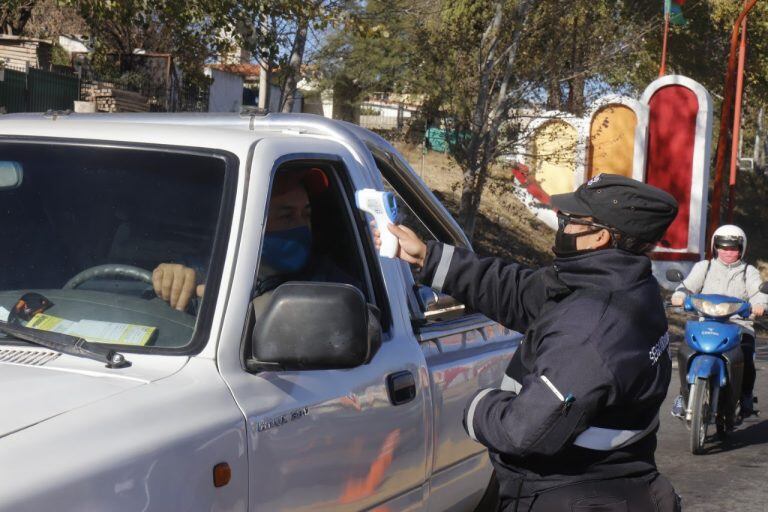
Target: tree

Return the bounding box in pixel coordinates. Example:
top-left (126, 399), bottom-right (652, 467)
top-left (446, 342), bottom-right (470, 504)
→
top-left (435, 0), bottom-right (535, 238)
top-left (314, 0), bottom-right (436, 104)
top-left (22, 0), bottom-right (87, 40)
top-left (59, 1), bottom-right (292, 86)
top-left (278, 1), bottom-right (351, 113)
top-left (423, 0), bottom-right (667, 237)
top-left (315, 0), bottom-right (668, 238)
top-left (0, 0), bottom-right (36, 35)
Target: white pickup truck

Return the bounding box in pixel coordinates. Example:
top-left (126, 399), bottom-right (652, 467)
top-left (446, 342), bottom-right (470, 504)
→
top-left (0, 112), bottom-right (520, 511)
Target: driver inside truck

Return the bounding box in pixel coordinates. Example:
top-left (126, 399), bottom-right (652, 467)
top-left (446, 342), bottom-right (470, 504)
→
top-left (152, 167), bottom-right (358, 312)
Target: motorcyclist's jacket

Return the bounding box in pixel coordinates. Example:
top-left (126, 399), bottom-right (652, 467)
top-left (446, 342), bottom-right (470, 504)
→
top-left (671, 258), bottom-right (767, 307)
top-left (671, 258), bottom-right (767, 335)
top-left (415, 243), bottom-right (671, 501)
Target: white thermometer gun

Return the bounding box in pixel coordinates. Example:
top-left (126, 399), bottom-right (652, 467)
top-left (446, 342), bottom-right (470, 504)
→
top-left (356, 189), bottom-right (400, 258)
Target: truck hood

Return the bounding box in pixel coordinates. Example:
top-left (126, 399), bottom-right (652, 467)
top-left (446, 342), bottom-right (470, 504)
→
top-left (0, 354), bottom-right (187, 439)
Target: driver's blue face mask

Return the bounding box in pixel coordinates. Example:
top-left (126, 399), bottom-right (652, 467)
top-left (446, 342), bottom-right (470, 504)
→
top-left (261, 225), bottom-right (312, 274)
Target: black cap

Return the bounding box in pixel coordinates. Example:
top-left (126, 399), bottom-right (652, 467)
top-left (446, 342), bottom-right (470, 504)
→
top-left (550, 173), bottom-right (678, 243)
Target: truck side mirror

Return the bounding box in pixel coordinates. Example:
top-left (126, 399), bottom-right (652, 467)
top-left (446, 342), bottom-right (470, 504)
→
top-left (251, 282), bottom-right (381, 371)
top-left (666, 269), bottom-right (685, 283)
top-left (414, 284), bottom-right (465, 323)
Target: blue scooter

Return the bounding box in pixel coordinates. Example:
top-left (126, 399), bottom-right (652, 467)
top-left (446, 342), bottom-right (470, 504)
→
top-left (667, 269), bottom-right (768, 454)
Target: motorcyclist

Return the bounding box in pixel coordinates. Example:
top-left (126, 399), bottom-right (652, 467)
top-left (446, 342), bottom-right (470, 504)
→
top-left (383, 174), bottom-right (681, 511)
top-left (670, 224), bottom-right (768, 418)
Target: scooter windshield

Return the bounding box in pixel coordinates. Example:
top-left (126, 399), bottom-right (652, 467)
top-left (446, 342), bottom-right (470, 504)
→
top-left (689, 294), bottom-right (748, 319)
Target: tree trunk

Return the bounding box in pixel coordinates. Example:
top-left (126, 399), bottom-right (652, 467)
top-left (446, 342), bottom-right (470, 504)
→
top-left (0, 1), bottom-right (35, 35)
top-left (456, 1), bottom-right (503, 240)
top-left (281, 18), bottom-right (308, 113)
top-left (567, 74), bottom-right (585, 116)
top-left (755, 106), bottom-right (764, 171)
top-left (565, 13), bottom-right (585, 115)
top-left (456, 0), bottom-right (534, 242)
top-left (546, 78), bottom-right (562, 111)
top-left (459, 166), bottom-right (479, 239)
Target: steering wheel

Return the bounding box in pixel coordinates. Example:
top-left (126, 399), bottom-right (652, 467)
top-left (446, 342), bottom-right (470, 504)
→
top-left (63, 264), bottom-right (154, 290)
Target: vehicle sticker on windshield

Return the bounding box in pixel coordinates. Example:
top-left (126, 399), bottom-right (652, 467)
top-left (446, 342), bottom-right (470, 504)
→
top-left (26, 314), bottom-right (157, 346)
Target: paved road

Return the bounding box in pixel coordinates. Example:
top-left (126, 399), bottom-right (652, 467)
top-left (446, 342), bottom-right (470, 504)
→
top-left (656, 339), bottom-right (768, 511)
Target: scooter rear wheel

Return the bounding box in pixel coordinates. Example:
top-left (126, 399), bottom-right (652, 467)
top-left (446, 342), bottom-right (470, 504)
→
top-left (690, 377), bottom-right (711, 455)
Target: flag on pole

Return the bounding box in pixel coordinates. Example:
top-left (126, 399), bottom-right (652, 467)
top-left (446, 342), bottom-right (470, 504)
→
top-left (664, 0), bottom-right (687, 26)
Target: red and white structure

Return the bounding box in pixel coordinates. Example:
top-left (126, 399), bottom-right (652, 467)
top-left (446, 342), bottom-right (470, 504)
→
top-left (506, 75), bottom-right (714, 285)
top-left (641, 75), bottom-right (713, 265)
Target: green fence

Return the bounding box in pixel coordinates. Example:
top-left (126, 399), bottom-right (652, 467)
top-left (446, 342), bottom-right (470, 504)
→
top-left (0, 69), bottom-right (27, 113)
top-left (0, 67), bottom-right (80, 113)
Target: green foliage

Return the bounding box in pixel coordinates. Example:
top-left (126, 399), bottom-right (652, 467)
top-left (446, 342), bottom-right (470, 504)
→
top-left (314, 0), bottom-right (437, 102)
top-left (50, 43), bottom-right (71, 67)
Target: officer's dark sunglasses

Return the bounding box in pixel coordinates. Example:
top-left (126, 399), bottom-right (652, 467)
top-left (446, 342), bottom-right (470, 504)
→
top-left (556, 212), bottom-right (613, 232)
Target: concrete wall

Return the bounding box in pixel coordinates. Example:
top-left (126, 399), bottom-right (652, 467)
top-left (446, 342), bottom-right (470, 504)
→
top-left (208, 68), bottom-right (243, 113)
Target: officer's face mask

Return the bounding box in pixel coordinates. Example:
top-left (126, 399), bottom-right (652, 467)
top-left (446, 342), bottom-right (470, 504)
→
top-left (261, 225), bottom-right (312, 273)
top-left (553, 213), bottom-right (607, 258)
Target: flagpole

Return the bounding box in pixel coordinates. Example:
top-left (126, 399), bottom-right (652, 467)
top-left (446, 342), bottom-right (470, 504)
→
top-left (659, 10), bottom-right (671, 76)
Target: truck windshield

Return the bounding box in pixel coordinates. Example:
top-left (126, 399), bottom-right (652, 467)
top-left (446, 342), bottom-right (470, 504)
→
top-left (0, 141), bottom-right (229, 351)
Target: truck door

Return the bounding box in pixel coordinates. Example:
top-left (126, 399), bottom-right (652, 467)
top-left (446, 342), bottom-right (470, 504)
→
top-left (220, 150), bottom-right (430, 512)
top-left (367, 145), bottom-right (521, 511)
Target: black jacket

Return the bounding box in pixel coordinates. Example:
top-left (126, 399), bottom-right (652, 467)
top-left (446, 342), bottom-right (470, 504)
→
top-left (415, 243), bottom-right (671, 502)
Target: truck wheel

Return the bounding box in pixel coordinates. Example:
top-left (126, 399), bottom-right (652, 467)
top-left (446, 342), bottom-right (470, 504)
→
top-left (690, 377), bottom-right (711, 455)
top-left (473, 470), bottom-right (500, 511)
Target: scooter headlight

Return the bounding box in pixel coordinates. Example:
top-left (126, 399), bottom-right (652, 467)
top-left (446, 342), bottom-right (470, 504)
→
top-left (691, 298), bottom-right (742, 317)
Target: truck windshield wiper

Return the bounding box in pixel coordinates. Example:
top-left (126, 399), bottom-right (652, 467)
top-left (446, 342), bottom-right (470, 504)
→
top-left (0, 321), bottom-right (130, 368)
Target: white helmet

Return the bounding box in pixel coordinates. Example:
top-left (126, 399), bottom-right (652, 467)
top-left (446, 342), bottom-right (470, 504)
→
top-left (711, 224), bottom-right (747, 257)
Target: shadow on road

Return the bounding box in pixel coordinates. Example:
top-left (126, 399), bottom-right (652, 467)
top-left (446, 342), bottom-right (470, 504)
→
top-left (697, 416), bottom-right (768, 455)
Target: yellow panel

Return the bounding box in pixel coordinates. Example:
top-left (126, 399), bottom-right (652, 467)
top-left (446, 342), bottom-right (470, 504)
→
top-left (531, 121), bottom-right (577, 196)
top-left (588, 105), bottom-right (637, 180)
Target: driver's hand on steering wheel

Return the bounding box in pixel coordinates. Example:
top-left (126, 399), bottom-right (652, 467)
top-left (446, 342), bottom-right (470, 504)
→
top-left (753, 304), bottom-right (766, 317)
top-left (152, 263), bottom-right (204, 311)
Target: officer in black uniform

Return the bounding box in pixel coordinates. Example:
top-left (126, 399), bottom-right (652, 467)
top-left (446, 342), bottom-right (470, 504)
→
top-left (386, 174), bottom-right (681, 511)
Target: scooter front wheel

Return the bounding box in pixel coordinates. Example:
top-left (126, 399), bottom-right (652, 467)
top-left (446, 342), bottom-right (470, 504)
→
top-left (690, 377), bottom-right (711, 455)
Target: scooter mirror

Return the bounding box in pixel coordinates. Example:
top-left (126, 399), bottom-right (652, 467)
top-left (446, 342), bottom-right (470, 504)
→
top-left (666, 269), bottom-right (685, 283)
top-left (759, 282), bottom-right (768, 295)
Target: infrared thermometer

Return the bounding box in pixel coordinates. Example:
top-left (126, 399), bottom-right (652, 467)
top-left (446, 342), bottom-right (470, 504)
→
top-left (356, 189), bottom-right (399, 258)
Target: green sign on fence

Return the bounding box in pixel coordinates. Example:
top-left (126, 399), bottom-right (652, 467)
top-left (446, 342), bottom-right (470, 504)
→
top-left (425, 127), bottom-right (470, 154)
